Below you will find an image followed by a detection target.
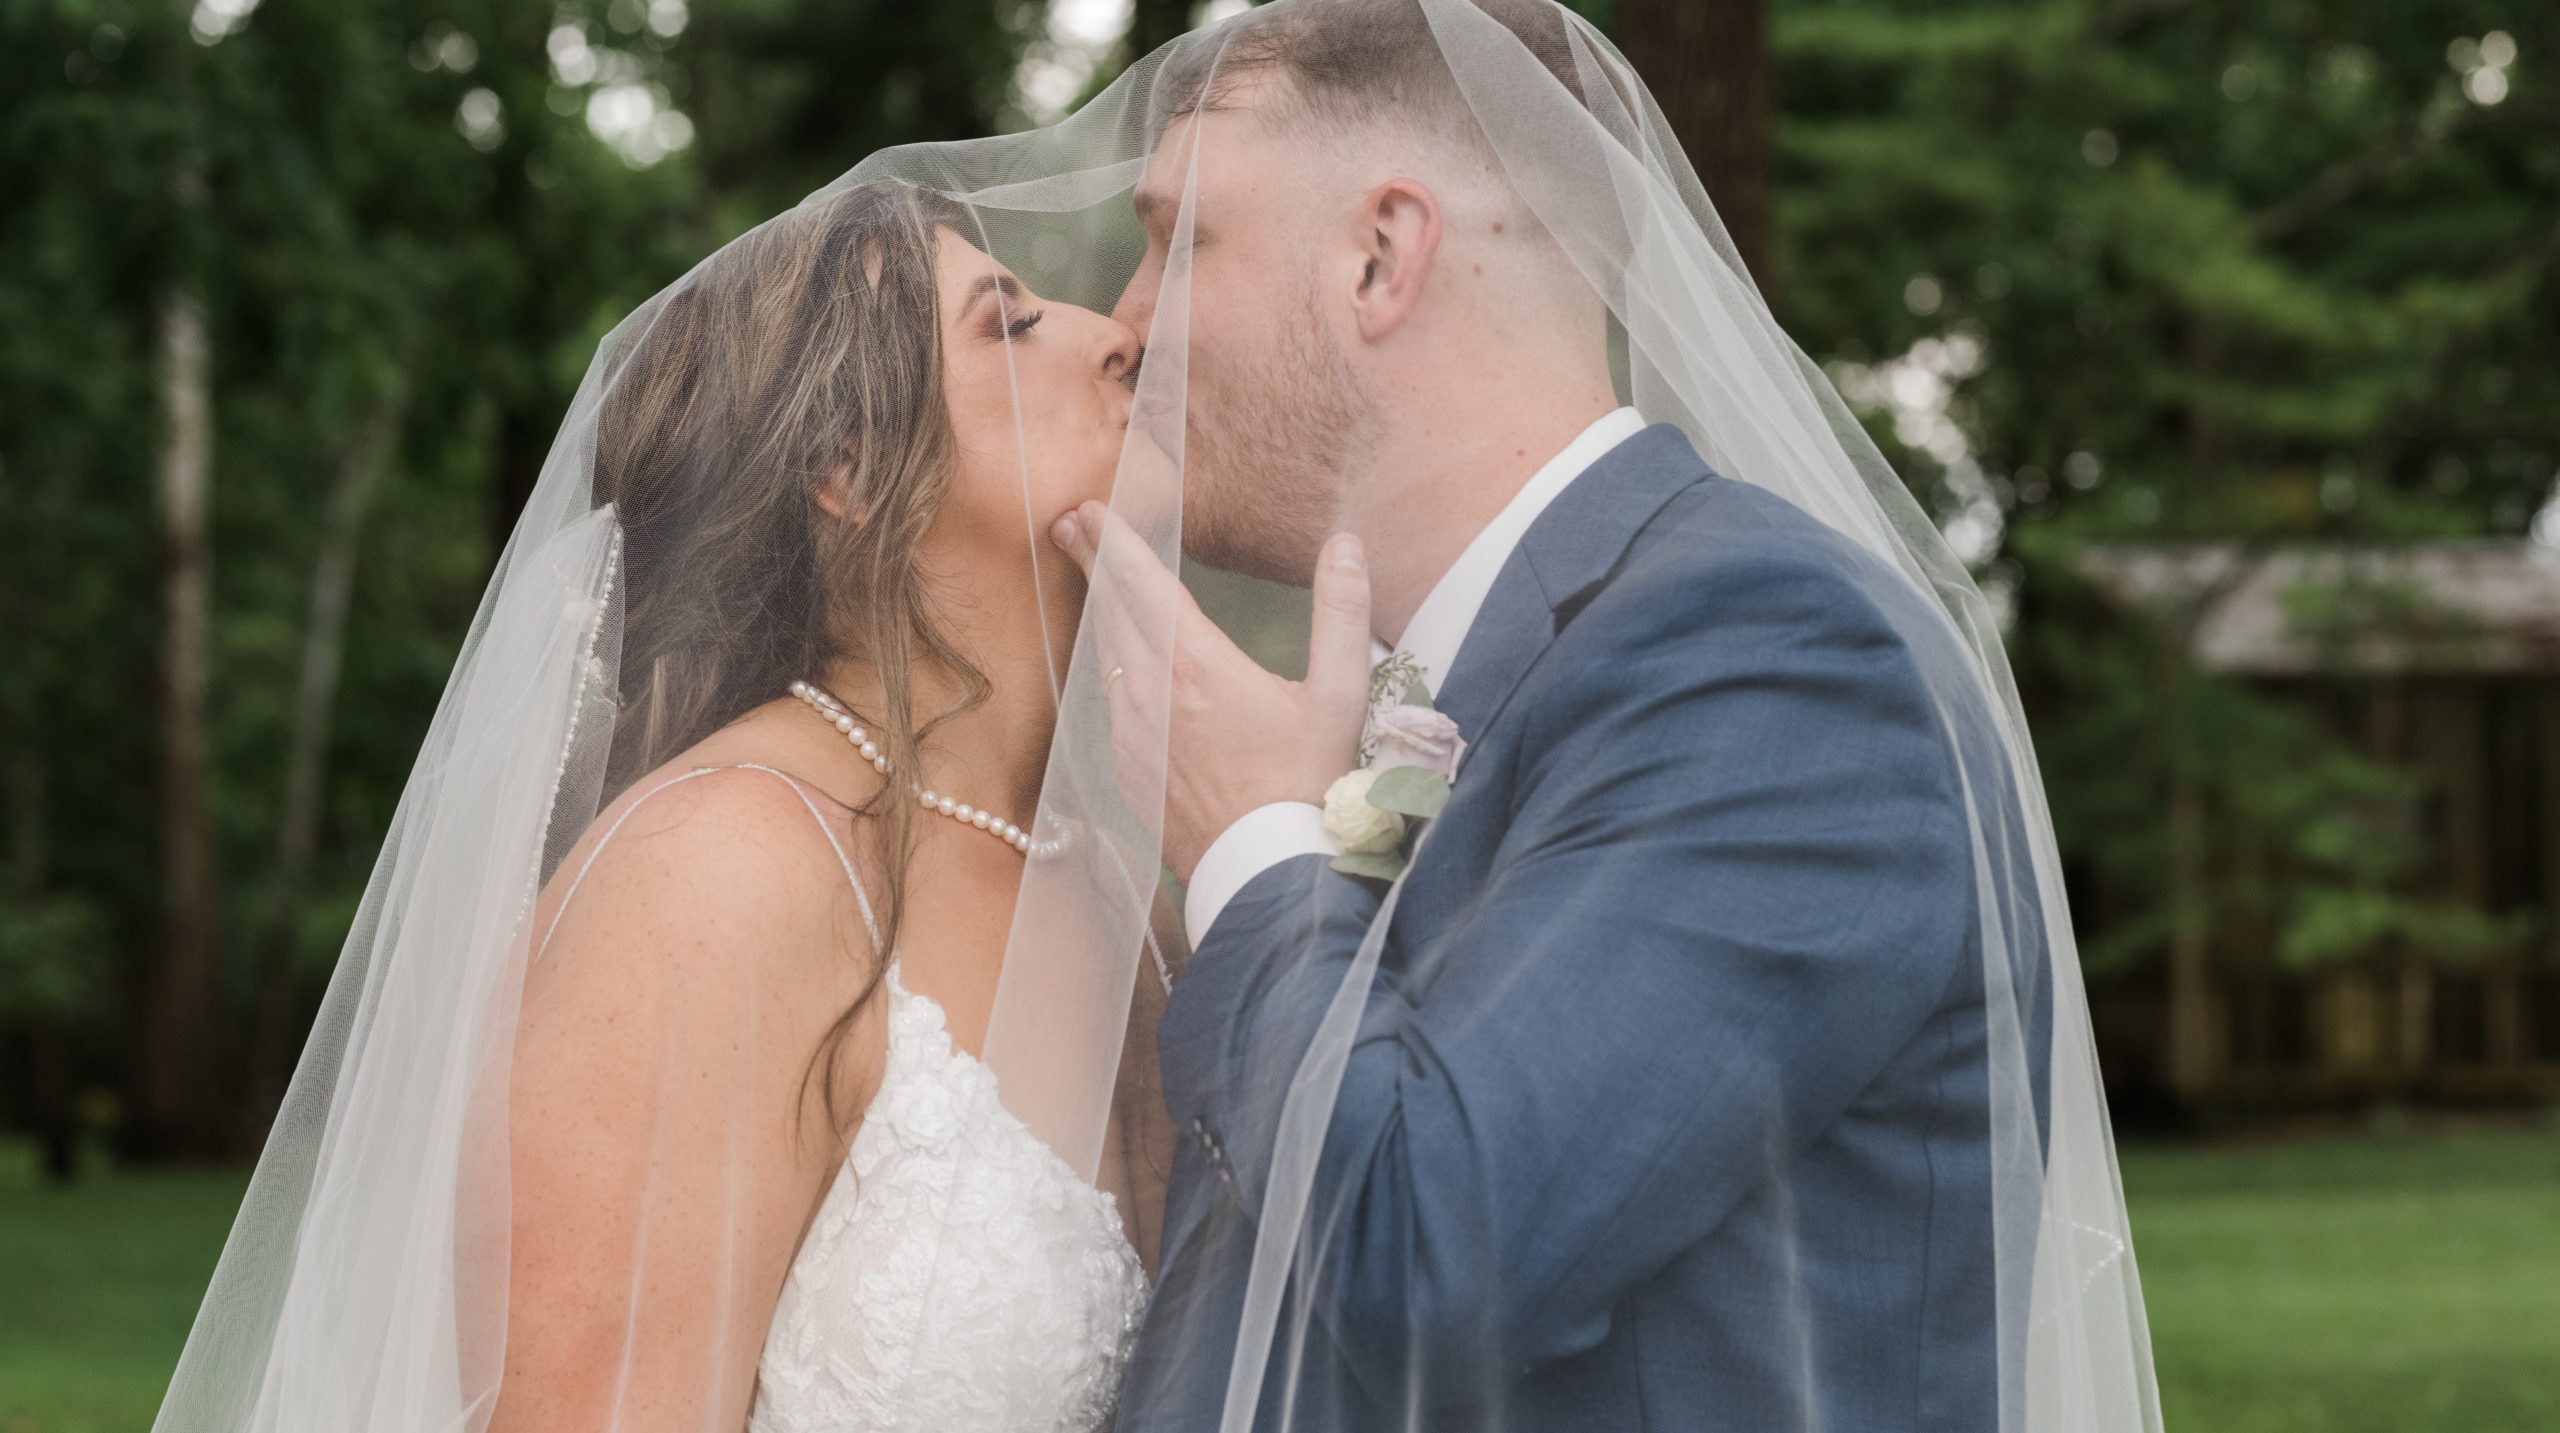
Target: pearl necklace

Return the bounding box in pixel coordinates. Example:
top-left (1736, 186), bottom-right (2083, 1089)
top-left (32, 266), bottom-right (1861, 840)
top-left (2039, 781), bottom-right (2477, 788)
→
top-left (788, 681), bottom-right (1049, 856)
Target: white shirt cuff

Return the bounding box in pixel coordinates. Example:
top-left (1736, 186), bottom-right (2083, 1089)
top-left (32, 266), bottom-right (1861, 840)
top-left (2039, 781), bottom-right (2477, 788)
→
top-left (1183, 801), bottom-right (1333, 948)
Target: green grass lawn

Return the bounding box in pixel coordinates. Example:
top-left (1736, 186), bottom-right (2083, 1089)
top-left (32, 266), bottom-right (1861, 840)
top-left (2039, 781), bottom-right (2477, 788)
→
top-left (2121, 1120), bottom-right (2560, 1433)
top-left (0, 1143), bottom-right (244, 1433)
top-left (2, 1124), bottom-right (2557, 1431)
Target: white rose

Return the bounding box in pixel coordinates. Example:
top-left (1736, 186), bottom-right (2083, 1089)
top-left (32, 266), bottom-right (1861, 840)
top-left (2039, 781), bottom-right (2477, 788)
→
top-left (1321, 768), bottom-right (1407, 855)
top-left (1367, 705), bottom-right (1466, 778)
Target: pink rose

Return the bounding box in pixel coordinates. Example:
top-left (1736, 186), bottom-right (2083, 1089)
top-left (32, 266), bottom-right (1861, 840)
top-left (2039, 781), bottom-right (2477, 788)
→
top-left (1367, 706), bottom-right (1466, 778)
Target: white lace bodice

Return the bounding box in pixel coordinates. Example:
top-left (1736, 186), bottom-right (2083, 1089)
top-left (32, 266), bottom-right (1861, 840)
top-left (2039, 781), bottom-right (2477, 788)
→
top-left (555, 765), bottom-right (1147, 1433)
top-left (747, 960), bottom-right (1149, 1433)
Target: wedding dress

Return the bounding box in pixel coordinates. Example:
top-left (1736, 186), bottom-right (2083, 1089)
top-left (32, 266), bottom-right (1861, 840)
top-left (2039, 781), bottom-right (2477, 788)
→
top-left (562, 765), bottom-right (1150, 1433)
top-left (748, 962), bottom-right (1150, 1433)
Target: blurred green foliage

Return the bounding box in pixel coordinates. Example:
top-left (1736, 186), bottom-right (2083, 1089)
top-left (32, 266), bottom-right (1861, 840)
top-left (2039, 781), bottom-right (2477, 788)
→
top-left (0, 895), bottom-right (107, 1024)
top-left (0, 0), bottom-right (1022, 1156)
top-left (1776, 0), bottom-right (2560, 985)
top-left (1781, 0), bottom-right (2557, 536)
top-left (3, 0), bottom-right (2556, 1155)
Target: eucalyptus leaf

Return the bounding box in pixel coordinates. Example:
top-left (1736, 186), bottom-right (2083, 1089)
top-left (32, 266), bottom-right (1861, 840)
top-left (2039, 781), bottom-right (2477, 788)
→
top-left (1400, 673), bottom-right (1435, 707)
top-left (1366, 764), bottom-right (1451, 818)
top-left (1330, 851), bottom-right (1407, 881)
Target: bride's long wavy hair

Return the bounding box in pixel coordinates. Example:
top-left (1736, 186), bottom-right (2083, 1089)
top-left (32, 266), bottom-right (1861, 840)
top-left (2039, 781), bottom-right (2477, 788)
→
top-left (590, 180), bottom-right (988, 1121)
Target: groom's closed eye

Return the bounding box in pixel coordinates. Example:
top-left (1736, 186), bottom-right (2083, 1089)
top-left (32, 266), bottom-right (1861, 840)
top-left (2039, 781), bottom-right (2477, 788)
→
top-left (1131, 188), bottom-right (1210, 252)
top-left (1133, 187), bottom-right (1174, 243)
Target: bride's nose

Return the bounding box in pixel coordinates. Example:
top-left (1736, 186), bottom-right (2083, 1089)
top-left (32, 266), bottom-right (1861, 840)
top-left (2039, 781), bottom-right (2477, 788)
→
top-left (1088, 312), bottom-right (1142, 383)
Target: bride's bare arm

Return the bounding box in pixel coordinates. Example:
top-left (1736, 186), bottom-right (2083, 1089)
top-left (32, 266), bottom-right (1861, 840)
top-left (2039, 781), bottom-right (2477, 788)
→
top-left (490, 770), bottom-right (885, 1433)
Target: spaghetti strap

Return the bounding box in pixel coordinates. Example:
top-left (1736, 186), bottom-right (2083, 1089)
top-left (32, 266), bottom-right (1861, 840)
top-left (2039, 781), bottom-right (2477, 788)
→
top-left (534, 762), bottom-right (882, 962)
top-left (731, 762), bottom-right (882, 947)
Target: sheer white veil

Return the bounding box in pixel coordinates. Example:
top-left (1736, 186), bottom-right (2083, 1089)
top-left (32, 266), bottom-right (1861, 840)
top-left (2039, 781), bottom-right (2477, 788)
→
top-left (1082, 3), bottom-right (2159, 1430)
top-left (150, 142), bottom-right (1189, 1433)
top-left (152, 4), bottom-right (2155, 1431)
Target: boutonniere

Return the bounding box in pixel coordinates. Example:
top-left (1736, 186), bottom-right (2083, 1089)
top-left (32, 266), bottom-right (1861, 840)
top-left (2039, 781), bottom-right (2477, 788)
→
top-left (1324, 668), bottom-right (1465, 881)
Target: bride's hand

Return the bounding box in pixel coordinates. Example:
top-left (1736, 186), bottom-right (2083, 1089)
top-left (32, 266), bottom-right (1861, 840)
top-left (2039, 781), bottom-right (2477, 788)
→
top-left (1051, 500), bottom-right (1371, 881)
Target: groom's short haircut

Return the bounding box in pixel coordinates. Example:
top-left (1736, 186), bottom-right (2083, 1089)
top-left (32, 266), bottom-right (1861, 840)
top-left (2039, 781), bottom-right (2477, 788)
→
top-left (1153, 0), bottom-right (1598, 151)
top-left (1153, 0), bottom-right (1618, 344)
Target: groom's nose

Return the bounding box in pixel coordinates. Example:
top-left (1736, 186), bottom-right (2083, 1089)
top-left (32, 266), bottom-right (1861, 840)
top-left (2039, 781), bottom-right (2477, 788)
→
top-left (1112, 251), bottom-right (1163, 341)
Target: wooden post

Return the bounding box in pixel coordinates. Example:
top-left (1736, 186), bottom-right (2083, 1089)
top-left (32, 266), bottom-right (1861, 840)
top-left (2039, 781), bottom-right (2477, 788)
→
top-left (2537, 683), bottom-right (2560, 1070)
top-left (2488, 970), bottom-right (2524, 1070)
top-left (2545, 683), bottom-right (2560, 975)
top-left (2398, 962), bottom-right (2433, 1073)
top-left (2324, 973), bottom-right (2379, 1072)
top-left (2439, 682), bottom-right (2489, 909)
top-left (2486, 687), bottom-right (2528, 1069)
top-left (2425, 683), bottom-right (2486, 1071)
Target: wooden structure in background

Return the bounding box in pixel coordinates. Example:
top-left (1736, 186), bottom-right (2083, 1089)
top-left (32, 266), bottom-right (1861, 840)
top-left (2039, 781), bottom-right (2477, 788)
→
top-left (2080, 542), bottom-right (2560, 1111)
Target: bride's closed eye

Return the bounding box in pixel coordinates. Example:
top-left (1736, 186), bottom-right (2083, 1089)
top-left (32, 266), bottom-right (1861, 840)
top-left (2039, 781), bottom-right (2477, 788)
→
top-left (996, 308), bottom-right (1045, 342)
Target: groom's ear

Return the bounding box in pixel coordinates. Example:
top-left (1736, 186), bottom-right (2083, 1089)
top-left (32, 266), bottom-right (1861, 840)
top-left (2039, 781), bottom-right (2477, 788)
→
top-left (1349, 178), bottom-right (1441, 344)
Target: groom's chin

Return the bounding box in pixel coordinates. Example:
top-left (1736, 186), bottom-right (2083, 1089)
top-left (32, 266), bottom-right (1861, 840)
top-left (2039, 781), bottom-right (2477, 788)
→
top-left (1195, 549), bottom-right (1317, 591)
top-left (1180, 524), bottom-right (1319, 591)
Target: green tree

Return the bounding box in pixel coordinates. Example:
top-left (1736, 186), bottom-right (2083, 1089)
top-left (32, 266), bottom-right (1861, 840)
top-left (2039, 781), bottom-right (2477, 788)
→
top-left (1773, 0), bottom-right (2560, 1082)
top-left (1, 0), bottom-right (1025, 1163)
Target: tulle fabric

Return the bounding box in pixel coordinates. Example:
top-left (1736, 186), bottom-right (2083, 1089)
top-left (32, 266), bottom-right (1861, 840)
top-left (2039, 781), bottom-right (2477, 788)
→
top-left (153, 4), bottom-right (2156, 1432)
top-left (1120, 6), bottom-right (2162, 1432)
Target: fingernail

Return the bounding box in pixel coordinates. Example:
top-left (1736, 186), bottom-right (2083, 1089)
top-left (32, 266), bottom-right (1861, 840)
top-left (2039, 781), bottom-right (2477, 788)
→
top-left (1052, 515), bottom-right (1079, 549)
top-left (1328, 535), bottom-right (1365, 571)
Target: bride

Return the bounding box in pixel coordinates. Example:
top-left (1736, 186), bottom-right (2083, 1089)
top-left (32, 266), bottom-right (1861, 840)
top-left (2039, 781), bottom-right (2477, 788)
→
top-left (155, 174), bottom-right (1176, 1433)
top-left (497, 183), bottom-right (1155, 1432)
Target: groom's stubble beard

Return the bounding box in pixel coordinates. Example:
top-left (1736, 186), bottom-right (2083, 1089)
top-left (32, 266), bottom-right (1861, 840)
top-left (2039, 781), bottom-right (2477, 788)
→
top-left (1181, 274), bottom-right (1373, 587)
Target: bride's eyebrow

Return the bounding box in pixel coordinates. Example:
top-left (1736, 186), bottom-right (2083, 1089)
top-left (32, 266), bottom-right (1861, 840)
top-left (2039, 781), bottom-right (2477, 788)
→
top-left (960, 272), bottom-right (1023, 320)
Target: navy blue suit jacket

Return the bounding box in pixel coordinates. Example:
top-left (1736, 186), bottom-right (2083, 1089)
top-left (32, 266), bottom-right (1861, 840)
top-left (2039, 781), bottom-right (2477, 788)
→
top-left (1116, 425), bottom-right (2045, 1431)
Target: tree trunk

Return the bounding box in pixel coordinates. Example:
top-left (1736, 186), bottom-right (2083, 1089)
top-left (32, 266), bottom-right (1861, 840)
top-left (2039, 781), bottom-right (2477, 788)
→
top-left (2166, 778), bottom-right (2214, 1098)
top-left (139, 282), bottom-right (218, 1161)
top-left (244, 398), bottom-right (399, 1146)
top-left (488, 407), bottom-right (547, 570)
top-left (1126, 0), bottom-right (1194, 65)
top-left (7, 750), bottom-right (78, 1182)
top-left (1620, 0), bottom-right (1776, 305)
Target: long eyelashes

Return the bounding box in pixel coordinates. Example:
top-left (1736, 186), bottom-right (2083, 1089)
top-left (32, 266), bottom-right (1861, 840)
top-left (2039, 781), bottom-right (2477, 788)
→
top-left (1005, 309), bottom-right (1045, 340)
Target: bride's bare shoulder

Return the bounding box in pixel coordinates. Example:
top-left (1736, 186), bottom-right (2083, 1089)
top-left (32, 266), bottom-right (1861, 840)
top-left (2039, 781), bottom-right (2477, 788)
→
top-left (527, 753), bottom-right (871, 993)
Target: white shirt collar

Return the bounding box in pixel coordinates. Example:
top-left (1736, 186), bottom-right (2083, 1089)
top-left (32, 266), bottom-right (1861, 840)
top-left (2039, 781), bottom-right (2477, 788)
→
top-left (1375, 407), bottom-right (1647, 692)
top-left (1182, 406), bottom-right (1648, 949)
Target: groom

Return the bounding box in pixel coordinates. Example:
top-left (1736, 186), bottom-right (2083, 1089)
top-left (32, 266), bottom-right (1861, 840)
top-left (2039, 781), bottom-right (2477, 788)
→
top-left (1053, 2), bottom-right (2039, 1428)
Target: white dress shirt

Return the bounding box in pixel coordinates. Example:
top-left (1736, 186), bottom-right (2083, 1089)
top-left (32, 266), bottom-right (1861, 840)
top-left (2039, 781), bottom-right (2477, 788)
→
top-left (1181, 407), bottom-right (1649, 946)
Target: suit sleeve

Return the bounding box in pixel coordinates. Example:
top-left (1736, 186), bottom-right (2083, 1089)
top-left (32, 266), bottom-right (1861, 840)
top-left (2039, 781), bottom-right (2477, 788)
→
top-left (1153, 544), bottom-right (1975, 1401)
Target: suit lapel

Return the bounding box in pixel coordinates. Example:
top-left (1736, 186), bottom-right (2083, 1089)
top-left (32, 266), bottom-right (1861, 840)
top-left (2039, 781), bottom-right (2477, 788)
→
top-left (1432, 423), bottom-right (1711, 743)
